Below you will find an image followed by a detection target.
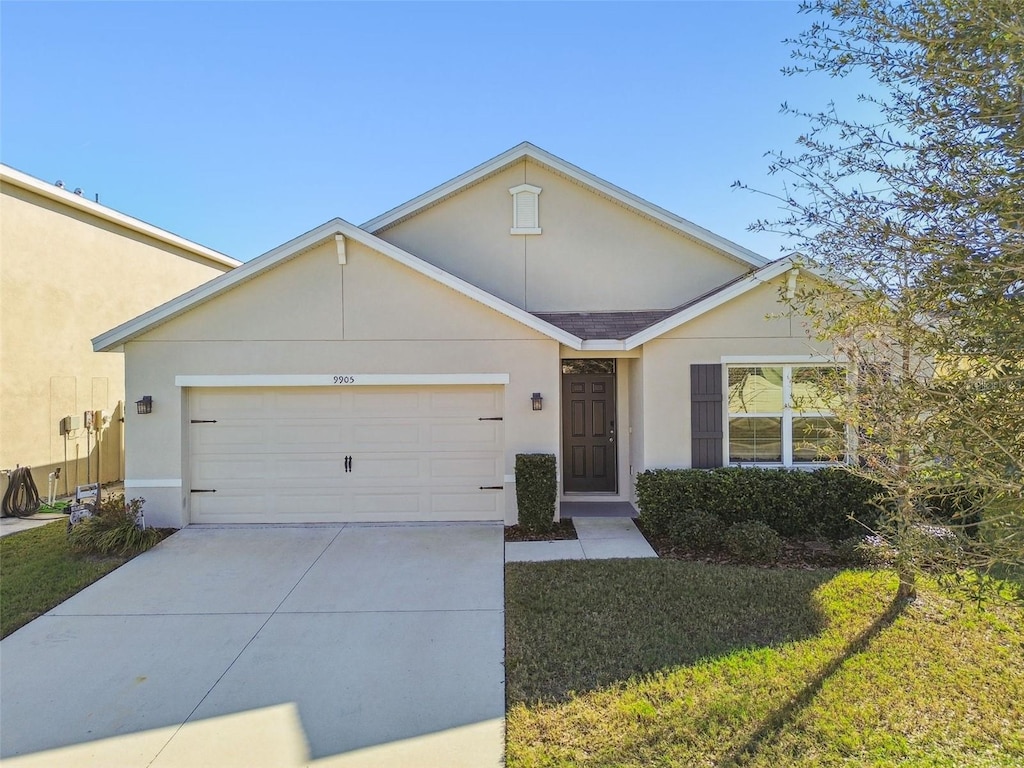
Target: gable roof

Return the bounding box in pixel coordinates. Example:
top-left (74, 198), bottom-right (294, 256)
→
top-left (94, 213), bottom-right (801, 354)
top-left (92, 217), bottom-right (582, 352)
top-left (529, 256), bottom-right (803, 350)
top-left (360, 142), bottom-right (770, 270)
top-left (1, 163), bottom-right (240, 271)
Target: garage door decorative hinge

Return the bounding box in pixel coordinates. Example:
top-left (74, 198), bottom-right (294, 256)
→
top-left (479, 485), bottom-right (503, 490)
top-left (478, 417), bottom-right (503, 421)
top-left (190, 419), bottom-right (218, 424)
top-left (190, 489), bottom-right (217, 493)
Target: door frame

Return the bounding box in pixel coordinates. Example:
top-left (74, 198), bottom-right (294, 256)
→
top-left (560, 359), bottom-right (619, 494)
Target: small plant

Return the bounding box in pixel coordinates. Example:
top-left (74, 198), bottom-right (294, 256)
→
top-left (723, 521), bottom-right (783, 563)
top-left (669, 509), bottom-right (723, 550)
top-left (515, 454), bottom-right (557, 534)
top-left (67, 495), bottom-right (160, 556)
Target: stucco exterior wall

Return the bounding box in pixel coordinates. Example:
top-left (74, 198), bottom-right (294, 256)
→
top-left (377, 159), bottom-right (748, 313)
top-left (0, 182), bottom-right (231, 497)
top-left (124, 238), bottom-right (561, 527)
top-left (640, 279), bottom-right (832, 469)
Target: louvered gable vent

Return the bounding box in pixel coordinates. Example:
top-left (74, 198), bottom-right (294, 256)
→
top-left (509, 184), bottom-right (542, 235)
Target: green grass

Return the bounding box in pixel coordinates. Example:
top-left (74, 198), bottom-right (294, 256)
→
top-left (0, 522), bottom-right (133, 638)
top-left (506, 559), bottom-right (1024, 767)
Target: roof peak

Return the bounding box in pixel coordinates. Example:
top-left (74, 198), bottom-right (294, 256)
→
top-left (360, 143), bottom-right (769, 269)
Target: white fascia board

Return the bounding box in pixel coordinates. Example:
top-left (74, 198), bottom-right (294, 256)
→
top-left (360, 142), bottom-right (769, 269)
top-left (93, 217), bottom-right (582, 351)
top-left (361, 142), bottom-right (536, 232)
top-left (623, 258), bottom-right (799, 349)
top-left (0, 164), bottom-right (240, 270)
top-left (92, 220), bottom-right (349, 351)
top-left (175, 373), bottom-right (511, 388)
top-left (579, 339), bottom-right (627, 351)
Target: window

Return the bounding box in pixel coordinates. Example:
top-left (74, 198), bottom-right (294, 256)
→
top-left (727, 364), bottom-right (846, 465)
top-left (509, 184), bottom-right (542, 234)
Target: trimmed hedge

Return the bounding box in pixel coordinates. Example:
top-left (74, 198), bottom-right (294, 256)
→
top-left (515, 453), bottom-right (557, 533)
top-left (723, 521), bottom-right (783, 563)
top-left (636, 467), bottom-right (882, 541)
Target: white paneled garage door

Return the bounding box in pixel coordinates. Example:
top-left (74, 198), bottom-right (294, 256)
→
top-left (188, 386), bottom-right (504, 524)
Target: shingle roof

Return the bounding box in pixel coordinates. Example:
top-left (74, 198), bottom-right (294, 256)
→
top-left (532, 310), bottom-right (678, 340)
top-left (532, 269), bottom-right (760, 340)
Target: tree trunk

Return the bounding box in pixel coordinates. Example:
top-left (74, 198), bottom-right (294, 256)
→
top-left (896, 567), bottom-right (917, 601)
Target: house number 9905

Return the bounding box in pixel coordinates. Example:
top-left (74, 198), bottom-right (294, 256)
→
top-left (333, 376), bottom-right (356, 384)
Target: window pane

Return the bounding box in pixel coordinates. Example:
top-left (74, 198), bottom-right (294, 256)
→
top-left (729, 417), bottom-right (782, 462)
top-left (728, 367), bottom-right (783, 413)
top-left (791, 366), bottom-right (845, 412)
top-left (562, 359), bottom-right (616, 375)
top-left (792, 417), bottom-right (845, 462)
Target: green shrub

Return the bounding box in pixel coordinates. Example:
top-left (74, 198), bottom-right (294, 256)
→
top-left (669, 509), bottom-right (723, 550)
top-left (67, 495), bottom-right (160, 556)
top-left (637, 467), bottom-right (882, 541)
top-left (723, 521), bottom-right (783, 563)
top-left (515, 454), bottom-right (557, 534)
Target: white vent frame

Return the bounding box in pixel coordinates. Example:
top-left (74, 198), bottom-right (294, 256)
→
top-left (509, 183), bottom-right (542, 235)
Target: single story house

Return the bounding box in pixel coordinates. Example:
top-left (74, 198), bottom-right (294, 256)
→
top-left (93, 143), bottom-right (841, 528)
top-left (0, 164), bottom-right (239, 499)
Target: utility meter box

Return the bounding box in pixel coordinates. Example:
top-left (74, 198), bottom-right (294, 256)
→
top-left (60, 415), bottom-right (83, 434)
top-left (83, 410), bottom-right (94, 429)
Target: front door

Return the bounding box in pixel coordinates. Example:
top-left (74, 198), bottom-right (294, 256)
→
top-left (562, 359), bottom-right (617, 493)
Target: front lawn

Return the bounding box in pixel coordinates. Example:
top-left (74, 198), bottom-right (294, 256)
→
top-left (506, 559), bottom-right (1024, 767)
top-left (0, 522), bottom-right (132, 638)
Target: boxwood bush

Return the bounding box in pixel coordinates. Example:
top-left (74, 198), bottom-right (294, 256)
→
top-left (723, 521), bottom-right (783, 563)
top-left (515, 453), bottom-right (557, 534)
top-left (636, 467), bottom-right (882, 542)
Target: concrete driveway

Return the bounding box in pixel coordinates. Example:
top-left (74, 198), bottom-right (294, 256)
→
top-left (0, 523), bottom-right (505, 767)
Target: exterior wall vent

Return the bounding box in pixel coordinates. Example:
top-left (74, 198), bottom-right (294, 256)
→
top-left (509, 184), bottom-right (542, 235)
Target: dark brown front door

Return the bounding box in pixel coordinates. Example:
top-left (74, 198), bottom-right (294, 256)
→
top-left (562, 360), bottom-right (617, 493)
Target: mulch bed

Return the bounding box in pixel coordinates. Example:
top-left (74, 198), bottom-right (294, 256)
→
top-left (636, 521), bottom-right (855, 570)
top-left (504, 520), bottom-right (578, 542)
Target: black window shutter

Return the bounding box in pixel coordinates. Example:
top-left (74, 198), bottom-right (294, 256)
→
top-left (691, 364), bottom-right (724, 468)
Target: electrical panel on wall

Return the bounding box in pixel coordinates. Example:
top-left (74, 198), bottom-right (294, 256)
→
top-left (60, 415), bottom-right (83, 435)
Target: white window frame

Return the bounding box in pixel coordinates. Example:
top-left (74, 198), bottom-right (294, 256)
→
top-left (723, 361), bottom-right (849, 468)
top-left (509, 183), bottom-right (542, 235)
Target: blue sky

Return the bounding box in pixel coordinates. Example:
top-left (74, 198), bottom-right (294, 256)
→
top-left (1, 1), bottom-right (864, 262)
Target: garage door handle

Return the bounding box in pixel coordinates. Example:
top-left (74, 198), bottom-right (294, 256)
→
top-left (344, 456), bottom-right (352, 473)
top-left (479, 486), bottom-right (502, 490)
top-left (478, 417), bottom-right (503, 421)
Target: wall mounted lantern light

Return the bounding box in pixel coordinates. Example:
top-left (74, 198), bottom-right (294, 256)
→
top-left (531, 392), bottom-right (543, 411)
top-left (136, 396), bottom-right (153, 415)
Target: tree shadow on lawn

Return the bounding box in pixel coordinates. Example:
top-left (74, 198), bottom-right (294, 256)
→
top-left (505, 559), bottom-right (843, 706)
top-left (716, 588), bottom-right (908, 767)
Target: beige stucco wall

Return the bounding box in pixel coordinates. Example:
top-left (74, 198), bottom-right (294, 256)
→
top-left (0, 182), bottom-right (232, 498)
top-left (377, 159), bottom-right (749, 313)
top-left (124, 238), bottom-right (562, 527)
top-left (640, 279), bottom-right (832, 469)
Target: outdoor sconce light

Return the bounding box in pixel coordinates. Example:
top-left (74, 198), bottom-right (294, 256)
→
top-left (136, 396), bottom-right (153, 415)
top-left (531, 392), bottom-right (543, 411)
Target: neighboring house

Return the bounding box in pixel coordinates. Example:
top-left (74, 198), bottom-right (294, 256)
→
top-left (94, 143), bottom-right (841, 528)
top-left (0, 164), bottom-right (240, 500)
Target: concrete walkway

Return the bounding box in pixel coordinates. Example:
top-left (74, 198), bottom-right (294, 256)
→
top-left (0, 513), bottom-right (65, 538)
top-left (1, 523), bottom-right (505, 768)
top-left (505, 516), bottom-right (657, 562)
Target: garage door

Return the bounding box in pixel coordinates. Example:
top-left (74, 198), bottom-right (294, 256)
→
top-left (188, 386), bottom-right (504, 524)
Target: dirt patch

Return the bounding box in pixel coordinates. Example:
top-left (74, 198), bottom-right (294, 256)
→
top-left (505, 520), bottom-right (578, 542)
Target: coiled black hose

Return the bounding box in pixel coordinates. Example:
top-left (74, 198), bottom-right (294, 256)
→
top-left (2, 467), bottom-right (41, 518)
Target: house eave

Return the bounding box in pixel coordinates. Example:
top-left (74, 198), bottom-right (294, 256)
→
top-left (1, 164), bottom-right (240, 271)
